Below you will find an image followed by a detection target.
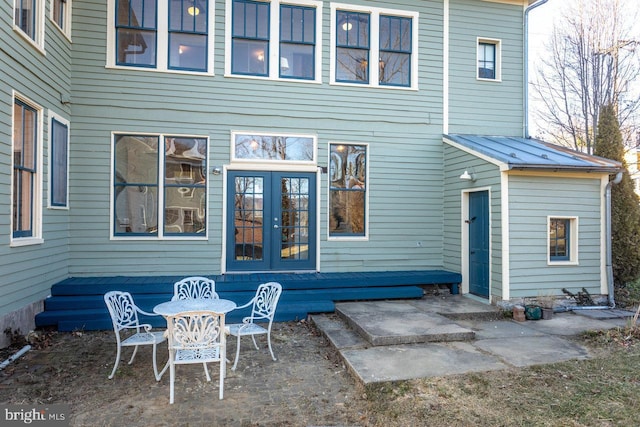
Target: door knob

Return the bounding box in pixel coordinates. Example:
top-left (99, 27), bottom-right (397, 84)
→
top-left (274, 224), bottom-right (279, 229)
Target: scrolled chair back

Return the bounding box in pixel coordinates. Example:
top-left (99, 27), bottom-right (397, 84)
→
top-left (172, 276), bottom-right (219, 301)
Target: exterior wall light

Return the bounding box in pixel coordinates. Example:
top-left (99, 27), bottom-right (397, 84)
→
top-left (459, 170), bottom-right (476, 182)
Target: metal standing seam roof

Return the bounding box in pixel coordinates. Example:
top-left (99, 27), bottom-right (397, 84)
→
top-left (444, 134), bottom-right (622, 173)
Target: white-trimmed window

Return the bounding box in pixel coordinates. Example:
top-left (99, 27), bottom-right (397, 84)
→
top-left (51, 0), bottom-right (71, 39)
top-left (12, 94), bottom-right (43, 245)
top-left (49, 112), bottom-right (69, 208)
top-left (225, 0), bottom-right (323, 82)
top-left (231, 131), bottom-right (316, 164)
top-left (328, 143), bottom-right (368, 238)
top-left (477, 38), bottom-right (501, 81)
top-left (548, 216), bottom-right (578, 264)
top-left (107, 0), bottom-right (215, 74)
top-left (112, 134), bottom-right (208, 238)
top-left (330, 3), bottom-right (418, 89)
top-left (13, 0), bottom-right (46, 50)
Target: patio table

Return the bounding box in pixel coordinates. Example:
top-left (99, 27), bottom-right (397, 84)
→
top-left (153, 299), bottom-right (237, 316)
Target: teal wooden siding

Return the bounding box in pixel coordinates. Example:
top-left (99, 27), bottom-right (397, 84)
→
top-left (443, 145), bottom-right (502, 296)
top-left (0, 1), bottom-right (72, 317)
top-left (448, 0), bottom-right (524, 136)
top-left (508, 175), bottom-right (604, 297)
top-left (67, 0), bottom-right (487, 276)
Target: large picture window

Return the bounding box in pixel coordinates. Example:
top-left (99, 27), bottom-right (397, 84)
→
top-left (331, 3), bottom-right (417, 89)
top-left (113, 134), bottom-right (207, 238)
top-left (50, 115), bottom-right (69, 208)
top-left (12, 96), bottom-right (42, 242)
top-left (226, 0), bottom-right (322, 82)
top-left (329, 143), bottom-right (367, 237)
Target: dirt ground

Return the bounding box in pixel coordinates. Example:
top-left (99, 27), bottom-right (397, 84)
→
top-left (0, 321), bottom-right (371, 426)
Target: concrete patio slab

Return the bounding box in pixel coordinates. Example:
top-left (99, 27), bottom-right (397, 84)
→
top-left (336, 301), bottom-right (475, 346)
top-left (340, 342), bottom-right (508, 384)
top-left (311, 295), bottom-right (635, 385)
top-left (473, 335), bottom-right (591, 367)
top-left (454, 319), bottom-right (546, 339)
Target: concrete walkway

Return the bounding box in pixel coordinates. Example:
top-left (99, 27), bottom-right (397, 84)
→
top-left (310, 295), bottom-right (634, 385)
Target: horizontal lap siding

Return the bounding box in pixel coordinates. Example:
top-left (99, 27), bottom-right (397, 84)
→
top-left (69, 1), bottom-right (448, 275)
top-left (0, 2), bottom-right (72, 316)
top-left (443, 145), bottom-right (502, 294)
top-left (508, 175), bottom-right (603, 297)
top-left (448, 0), bottom-right (524, 136)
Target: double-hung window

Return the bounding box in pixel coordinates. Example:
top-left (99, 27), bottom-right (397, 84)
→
top-left (14, 0), bottom-right (45, 49)
top-left (230, 0), bottom-right (270, 76)
top-left (331, 4), bottom-right (417, 89)
top-left (477, 38), bottom-right (501, 81)
top-left (548, 216), bottom-right (578, 264)
top-left (12, 96), bottom-right (43, 244)
top-left (51, 0), bottom-right (71, 38)
top-left (49, 114), bottom-right (69, 208)
top-left (115, 0), bottom-right (158, 67)
top-left (109, 0), bottom-right (213, 73)
top-left (169, 0), bottom-right (209, 71)
top-left (113, 134), bottom-right (208, 238)
top-left (226, 0), bottom-right (322, 82)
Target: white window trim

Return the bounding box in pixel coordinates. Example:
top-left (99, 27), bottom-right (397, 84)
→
top-left (230, 130), bottom-right (318, 165)
top-left (11, 92), bottom-right (44, 247)
top-left (476, 37), bottom-right (501, 82)
top-left (110, 132), bottom-right (210, 240)
top-left (329, 3), bottom-right (418, 90)
top-left (106, 0), bottom-right (216, 75)
top-left (327, 141), bottom-right (369, 241)
top-left (50, 0), bottom-right (72, 41)
top-left (224, 0), bottom-right (323, 83)
top-left (48, 111), bottom-right (70, 210)
top-left (547, 216), bottom-right (579, 266)
top-left (13, 0), bottom-right (46, 54)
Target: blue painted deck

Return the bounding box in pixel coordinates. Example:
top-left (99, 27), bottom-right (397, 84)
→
top-left (35, 270), bottom-right (461, 332)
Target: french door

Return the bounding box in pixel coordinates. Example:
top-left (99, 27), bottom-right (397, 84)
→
top-left (226, 171), bottom-right (316, 271)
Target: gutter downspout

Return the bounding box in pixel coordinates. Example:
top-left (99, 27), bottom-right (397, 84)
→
top-left (524, 0), bottom-right (550, 138)
top-left (604, 171), bottom-right (624, 308)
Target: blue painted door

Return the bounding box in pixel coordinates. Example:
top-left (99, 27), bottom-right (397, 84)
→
top-left (468, 191), bottom-right (489, 297)
top-left (227, 171), bottom-right (316, 271)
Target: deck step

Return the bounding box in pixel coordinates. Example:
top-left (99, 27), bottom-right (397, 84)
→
top-left (35, 270), bottom-right (461, 331)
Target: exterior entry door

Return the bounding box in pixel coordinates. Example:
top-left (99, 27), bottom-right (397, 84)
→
top-left (468, 190), bottom-right (490, 298)
top-left (227, 171), bottom-right (316, 271)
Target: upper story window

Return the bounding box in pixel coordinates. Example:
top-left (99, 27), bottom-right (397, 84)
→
top-left (225, 0), bottom-right (322, 82)
top-left (108, 0), bottom-right (214, 73)
top-left (12, 95), bottom-right (43, 245)
top-left (548, 216), bottom-right (578, 264)
top-left (115, 0), bottom-right (158, 67)
top-left (477, 38), bottom-right (501, 81)
top-left (14, 0), bottom-right (45, 50)
top-left (51, 0), bottom-right (72, 39)
top-left (331, 3), bottom-right (418, 89)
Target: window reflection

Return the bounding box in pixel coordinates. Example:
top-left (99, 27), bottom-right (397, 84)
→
top-left (329, 144), bottom-right (366, 236)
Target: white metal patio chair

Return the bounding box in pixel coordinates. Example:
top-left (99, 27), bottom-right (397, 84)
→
top-left (226, 282), bottom-right (282, 371)
top-left (166, 310), bottom-right (227, 404)
top-left (104, 291), bottom-right (167, 380)
top-left (172, 276), bottom-right (219, 301)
